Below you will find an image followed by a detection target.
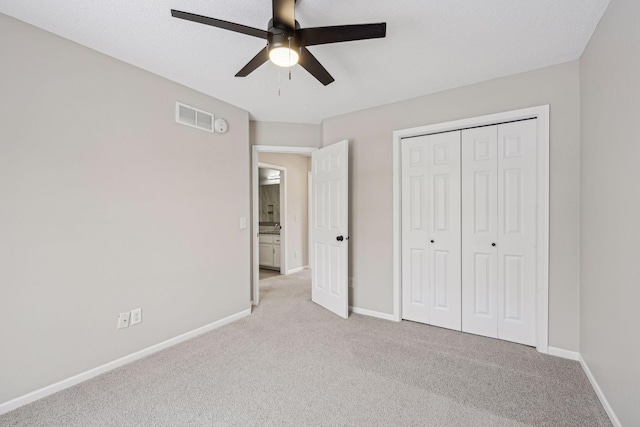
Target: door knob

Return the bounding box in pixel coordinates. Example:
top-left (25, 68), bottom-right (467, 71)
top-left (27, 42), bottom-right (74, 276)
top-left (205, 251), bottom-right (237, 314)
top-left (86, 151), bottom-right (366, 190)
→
top-left (336, 236), bottom-right (344, 241)
top-left (492, 243), bottom-right (496, 247)
top-left (430, 240), bottom-right (434, 243)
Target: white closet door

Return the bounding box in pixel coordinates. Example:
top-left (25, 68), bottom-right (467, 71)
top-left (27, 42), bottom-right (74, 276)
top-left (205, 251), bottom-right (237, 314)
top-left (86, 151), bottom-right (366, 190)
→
top-left (497, 120), bottom-right (537, 346)
top-left (427, 131), bottom-right (461, 330)
top-left (402, 132), bottom-right (461, 330)
top-left (461, 126), bottom-right (499, 338)
top-left (462, 120), bottom-right (538, 346)
top-left (401, 136), bottom-right (430, 324)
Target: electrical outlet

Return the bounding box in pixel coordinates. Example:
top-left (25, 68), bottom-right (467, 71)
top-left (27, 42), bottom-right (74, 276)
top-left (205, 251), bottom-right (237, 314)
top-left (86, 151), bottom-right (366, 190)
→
top-left (130, 308), bottom-right (142, 326)
top-left (117, 312), bottom-right (130, 329)
top-left (295, 250), bottom-right (299, 258)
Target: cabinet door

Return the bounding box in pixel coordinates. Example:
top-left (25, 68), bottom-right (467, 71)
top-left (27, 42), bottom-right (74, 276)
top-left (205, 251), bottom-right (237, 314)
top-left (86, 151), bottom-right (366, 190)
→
top-left (462, 125), bottom-right (499, 339)
top-left (273, 244), bottom-right (281, 268)
top-left (259, 243), bottom-right (274, 267)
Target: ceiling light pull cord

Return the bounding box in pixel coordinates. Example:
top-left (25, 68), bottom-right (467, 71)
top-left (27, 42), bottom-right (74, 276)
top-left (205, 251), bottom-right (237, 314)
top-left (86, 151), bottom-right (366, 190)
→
top-left (278, 69), bottom-right (281, 96)
top-left (288, 37), bottom-right (292, 81)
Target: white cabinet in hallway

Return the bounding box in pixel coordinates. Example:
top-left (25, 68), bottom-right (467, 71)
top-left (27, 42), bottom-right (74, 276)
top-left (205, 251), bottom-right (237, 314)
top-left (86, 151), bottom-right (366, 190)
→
top-left (273, 235), bottom-right (281, 268)
top-left (259, 234), bottom-right (281, 270)
top-left (259, 241), bottom-right (274, 267)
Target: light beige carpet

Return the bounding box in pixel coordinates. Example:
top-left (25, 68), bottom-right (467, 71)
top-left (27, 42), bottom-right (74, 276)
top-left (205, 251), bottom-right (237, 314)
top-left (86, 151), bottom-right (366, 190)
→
top-left (259, 268), bottom-right (281, 280)
top-left (0, 270), bottom-right (610, 426)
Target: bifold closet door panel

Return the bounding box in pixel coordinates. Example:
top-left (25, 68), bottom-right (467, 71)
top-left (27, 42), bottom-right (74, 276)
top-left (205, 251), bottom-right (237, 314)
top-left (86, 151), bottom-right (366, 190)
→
top-left (496, 120), bottom-right (537, 346)
top-left (427, 131), bottom-right (461, 331)
top-left (461, 126), bottom-right (499, 338)
top-left (401, 136), bottom-right (430, 324)
top-left (461, 120), bottom-right (538, 346)
top-left (401, 132), bottom-right (461, 330)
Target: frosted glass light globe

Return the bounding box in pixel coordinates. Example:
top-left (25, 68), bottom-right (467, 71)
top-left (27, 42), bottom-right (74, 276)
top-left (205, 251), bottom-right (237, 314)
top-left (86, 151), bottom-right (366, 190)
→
top-left (269, 47), bottom-right (299, 67)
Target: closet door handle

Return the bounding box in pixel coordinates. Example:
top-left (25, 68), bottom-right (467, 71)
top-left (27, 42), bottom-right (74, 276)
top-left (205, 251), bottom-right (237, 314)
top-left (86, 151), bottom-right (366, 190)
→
top-left (430, 240), bottom-right (435, 243)
top-left (491, 243), bottom-right (496, 247)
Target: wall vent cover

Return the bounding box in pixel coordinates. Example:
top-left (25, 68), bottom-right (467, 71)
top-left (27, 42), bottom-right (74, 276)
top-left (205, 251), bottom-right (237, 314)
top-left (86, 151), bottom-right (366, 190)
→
top-left (175, 102), bottom-right (214, 133)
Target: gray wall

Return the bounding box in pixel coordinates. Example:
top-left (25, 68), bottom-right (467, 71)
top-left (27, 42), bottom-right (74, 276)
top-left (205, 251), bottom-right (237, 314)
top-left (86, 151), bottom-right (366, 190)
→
top-left (250, 121), bottom-right (322, 148)
top-left (322, 61), bottom-right (581, 352)
top-left (259, 153), bottom-right (311, 270)
top-left (580, 0), bottom-right (640, 424)
top-left (0, 14), bottom-right (251, 404)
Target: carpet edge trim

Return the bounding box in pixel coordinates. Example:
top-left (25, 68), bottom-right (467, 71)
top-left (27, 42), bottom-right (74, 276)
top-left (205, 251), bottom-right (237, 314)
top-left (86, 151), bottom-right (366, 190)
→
top-left (0, 307), bottom-right (252, 416)
top-left (579, 355), bottom-right (622, 427)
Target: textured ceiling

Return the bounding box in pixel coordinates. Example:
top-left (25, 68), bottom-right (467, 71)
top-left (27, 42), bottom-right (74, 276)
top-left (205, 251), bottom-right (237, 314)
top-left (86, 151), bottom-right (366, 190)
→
top-left (0, 0), bottom-right (609, 123)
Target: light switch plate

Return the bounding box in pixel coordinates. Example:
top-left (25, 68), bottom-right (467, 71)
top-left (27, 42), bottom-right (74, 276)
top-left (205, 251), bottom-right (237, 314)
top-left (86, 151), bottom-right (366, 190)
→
top-left (240, 217), bottom-right (247, 229)
top-left (117, 312), bottom-right (130, 329)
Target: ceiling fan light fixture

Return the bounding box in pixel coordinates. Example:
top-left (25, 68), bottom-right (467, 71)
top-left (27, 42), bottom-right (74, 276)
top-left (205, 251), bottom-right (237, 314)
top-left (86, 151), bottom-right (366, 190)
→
top-left (269, 46), bottom-right (299, 67)
top-left (172, 2), bottom-right (387, 85)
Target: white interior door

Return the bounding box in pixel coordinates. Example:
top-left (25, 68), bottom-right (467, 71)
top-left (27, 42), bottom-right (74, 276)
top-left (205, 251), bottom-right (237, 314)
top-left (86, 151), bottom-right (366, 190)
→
top-left (496, 120), bottom-right (537, 346)
top-left (461, 120), bottom-right (537, 346)
top-left (401, 136), bottom-right (430, 324)
top-left (461, 126), bottom-right (499, 338)
top-left (428, 132), bottom-right (461, 330)
top-left (311, 140), bottom-right (349, 318)
top-left (401, 131), bottom-right (461, 330)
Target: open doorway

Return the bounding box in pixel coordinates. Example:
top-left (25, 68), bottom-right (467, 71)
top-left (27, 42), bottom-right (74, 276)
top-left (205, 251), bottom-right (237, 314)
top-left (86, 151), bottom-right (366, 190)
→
top-left (258, 164), bottom-right (285, 279)
top-left (252, 146), bottom-right (317, 305)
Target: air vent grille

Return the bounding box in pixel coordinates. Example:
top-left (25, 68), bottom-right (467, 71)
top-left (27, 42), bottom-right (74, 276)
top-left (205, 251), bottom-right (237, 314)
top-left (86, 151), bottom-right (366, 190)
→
top-left (175, 102), bottom-right (214, 132)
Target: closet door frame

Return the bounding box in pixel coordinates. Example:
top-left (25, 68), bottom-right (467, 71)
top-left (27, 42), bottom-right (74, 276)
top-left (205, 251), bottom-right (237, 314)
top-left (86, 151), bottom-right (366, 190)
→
top-left (392, 105), bottom-right (550, 354)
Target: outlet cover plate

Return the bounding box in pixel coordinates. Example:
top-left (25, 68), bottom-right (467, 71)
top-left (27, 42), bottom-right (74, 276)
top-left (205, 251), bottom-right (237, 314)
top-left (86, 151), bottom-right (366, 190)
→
top-left (131, 308), bottom-right (142, 325)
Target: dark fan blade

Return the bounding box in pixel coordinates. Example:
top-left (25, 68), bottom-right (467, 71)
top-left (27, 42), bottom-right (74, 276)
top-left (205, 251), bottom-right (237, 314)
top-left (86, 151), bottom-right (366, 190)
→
top-left (297, 23), bottom-right (386, 46)
top-left (171, 10), bottom-right (269, 39)
top-left (235, 48), bottom-right (270, 77)
top-left (298, 47), bottom-right (334, 86)
top-left (272, 0), bottom-right (295, 31)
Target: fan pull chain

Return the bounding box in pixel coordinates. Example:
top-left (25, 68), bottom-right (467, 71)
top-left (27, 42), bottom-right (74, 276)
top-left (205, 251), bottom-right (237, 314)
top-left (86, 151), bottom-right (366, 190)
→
top-left (288, 37), bottom-right (292, 81)
top-left (278, 69), bottom-right (281, 96)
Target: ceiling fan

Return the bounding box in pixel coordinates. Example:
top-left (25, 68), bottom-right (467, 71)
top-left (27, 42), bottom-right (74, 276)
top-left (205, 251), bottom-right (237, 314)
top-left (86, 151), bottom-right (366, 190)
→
top-left (171, 0), bottom-right (387, 86)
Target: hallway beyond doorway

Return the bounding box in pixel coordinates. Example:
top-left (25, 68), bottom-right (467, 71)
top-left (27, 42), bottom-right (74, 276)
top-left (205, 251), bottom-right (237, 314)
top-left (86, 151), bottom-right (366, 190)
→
top-left (259, 268), bottom-right (281, 281)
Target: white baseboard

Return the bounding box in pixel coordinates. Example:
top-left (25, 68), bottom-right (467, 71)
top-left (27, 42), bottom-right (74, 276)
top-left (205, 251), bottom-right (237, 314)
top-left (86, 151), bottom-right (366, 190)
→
top-left (0, 308), bottom-right (252, 416)
top-left (579, 355), bottom-right (621, 427)
top-left (286, 265), bottom-right (308, 275)
top-left (547, 346), bottom-right (580, 361)
top-left (350, 306), bottom-right (396, 321)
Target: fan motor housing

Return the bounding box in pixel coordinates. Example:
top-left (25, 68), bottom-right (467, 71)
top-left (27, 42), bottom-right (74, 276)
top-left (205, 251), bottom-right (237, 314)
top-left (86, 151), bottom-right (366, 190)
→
top-left (268, 32), bottom-right (300, 53)
top-left (267, 18), bottom-right (300, 35)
